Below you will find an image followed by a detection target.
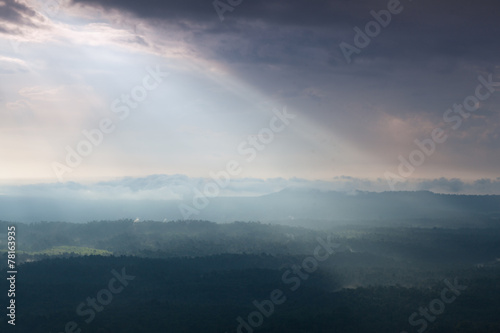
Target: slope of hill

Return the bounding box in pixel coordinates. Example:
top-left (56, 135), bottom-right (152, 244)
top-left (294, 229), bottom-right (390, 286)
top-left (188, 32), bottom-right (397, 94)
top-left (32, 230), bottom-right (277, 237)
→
top-left (1, 189), bottom-right (499, 224)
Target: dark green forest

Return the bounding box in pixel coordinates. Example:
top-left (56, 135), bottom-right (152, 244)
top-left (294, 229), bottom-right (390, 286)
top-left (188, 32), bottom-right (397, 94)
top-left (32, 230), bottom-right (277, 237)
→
top-left (1, 219), bottom-right (500, 332)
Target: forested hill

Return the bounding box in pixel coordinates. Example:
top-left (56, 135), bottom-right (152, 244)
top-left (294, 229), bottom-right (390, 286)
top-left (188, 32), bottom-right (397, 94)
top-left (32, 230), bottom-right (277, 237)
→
top-left (1, 220), bottom-right (500, 332)
top-left (207, 189), bottom-right (500, 224)
top-left (1, 189), bottom-right (499, 223)
top-left (2, 220), bottom-right (500, 273)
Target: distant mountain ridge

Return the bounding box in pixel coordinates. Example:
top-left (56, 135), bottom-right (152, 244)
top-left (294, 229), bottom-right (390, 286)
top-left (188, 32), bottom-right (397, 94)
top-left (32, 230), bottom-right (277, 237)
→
top-left (201, 188), bottom-right (500, 224)
top-left (0, 188), bottom-right (499, 224)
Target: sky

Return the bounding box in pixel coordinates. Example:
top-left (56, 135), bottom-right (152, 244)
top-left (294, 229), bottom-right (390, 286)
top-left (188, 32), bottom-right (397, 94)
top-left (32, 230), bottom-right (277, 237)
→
top-left (1, 0), bottom-right (500, 197)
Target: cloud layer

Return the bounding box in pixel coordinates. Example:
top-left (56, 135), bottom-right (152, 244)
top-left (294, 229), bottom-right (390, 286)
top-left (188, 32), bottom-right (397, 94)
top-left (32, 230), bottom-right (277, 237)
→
top-left (0, 0), bottom-right (499, 188)
top-left (3, 175), bottom-right (500, 202)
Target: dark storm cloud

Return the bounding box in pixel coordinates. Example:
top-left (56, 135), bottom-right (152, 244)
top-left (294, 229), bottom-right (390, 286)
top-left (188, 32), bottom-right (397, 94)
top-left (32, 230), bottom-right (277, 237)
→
top-left (69, 0), bottom-right (500, 65)
top-left (59, 0), bottom-right (500, 182)
top-left (70, 0), bottom-right (366, 26)
top-left (0, 0), bottom-right (41, 28)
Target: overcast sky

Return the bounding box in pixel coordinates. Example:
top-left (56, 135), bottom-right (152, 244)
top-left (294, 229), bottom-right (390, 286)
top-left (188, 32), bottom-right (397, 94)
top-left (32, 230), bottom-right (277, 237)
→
top-left (1, 0), bottom-right (499, 195)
